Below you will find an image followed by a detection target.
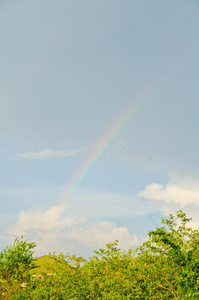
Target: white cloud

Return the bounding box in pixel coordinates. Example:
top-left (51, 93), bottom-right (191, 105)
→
top-left (7, 204), bottom-right (143, 257)
top-left (138, 176), bottom-right (199, 232)
top-left (68, 221), bottom-right (142, 250)
top-left (11, 148), bottom-right (83, 160)
top-left (139, 181), bottom-right (199, 208)
top-left (8, 205), bottom-right (86, 237)
top-left (1, 184), bottom-right (159, 256)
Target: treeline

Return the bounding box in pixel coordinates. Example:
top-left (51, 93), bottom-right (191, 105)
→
top-left (1, 210), bottom-right (199, 299)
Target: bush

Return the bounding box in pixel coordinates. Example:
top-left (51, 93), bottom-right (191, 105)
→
top-left (2, 211), bottom-right (199, 299)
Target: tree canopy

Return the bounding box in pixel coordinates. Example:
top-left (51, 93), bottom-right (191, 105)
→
top-left (1, 210), bottom-right (199, 299)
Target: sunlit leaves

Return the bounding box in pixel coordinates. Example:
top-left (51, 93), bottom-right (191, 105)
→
top-left (1, 210), bottom-right (199, 299)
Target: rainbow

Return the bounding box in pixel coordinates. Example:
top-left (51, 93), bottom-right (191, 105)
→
top-left (55, 84), bottom-right (155, 214)
top-left (40, 84), bottom-right (156, 240)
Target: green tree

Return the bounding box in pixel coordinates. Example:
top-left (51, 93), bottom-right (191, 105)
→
top-left (81, 240), bottom-right (145, 299)
top-left (137, 210), bottom-right (199, 299)
top-left (0, 237), bottom-right (36, 299)
top-left (6, 210), bottom-right (199, 299)
top-left (0, 236), bottom-right (36, 280)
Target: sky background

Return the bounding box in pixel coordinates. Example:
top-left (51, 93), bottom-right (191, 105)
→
top-left (0, 0), bottom-right (199, 257)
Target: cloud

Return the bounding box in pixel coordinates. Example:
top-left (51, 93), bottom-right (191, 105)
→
top-left (10, 148), bottom-right (83, 160)
top-left (139, 180), bottom-right (199, 208)
top-left (0, 184), bottom-right (156, 256)
top-left (67, 221), bottom-right (142, 250)
top-left (137, 177), bottom-right (199, 239)
top-left (8, 205), bottom-right (86, 237)
top-left (7, 204), bottom-right (143, 257)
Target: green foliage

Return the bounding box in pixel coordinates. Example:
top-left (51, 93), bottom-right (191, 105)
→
top-left (0, 236), bottom-right (36, 279)
top-left (81, 241), bottom-right (143, 299)
top-left (0, 236), bottom-right (36, 299)
top-left (137, 210), bottom-right (199, 299)
top-left (2, 210), bottom-right (199, 299)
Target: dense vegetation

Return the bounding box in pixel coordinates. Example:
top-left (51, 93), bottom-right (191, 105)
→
top-left (1, 210), bottom-right (199, 299)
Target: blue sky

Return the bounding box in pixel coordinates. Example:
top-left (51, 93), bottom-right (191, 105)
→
top-left (0, 0), bottom-right (199, 257)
